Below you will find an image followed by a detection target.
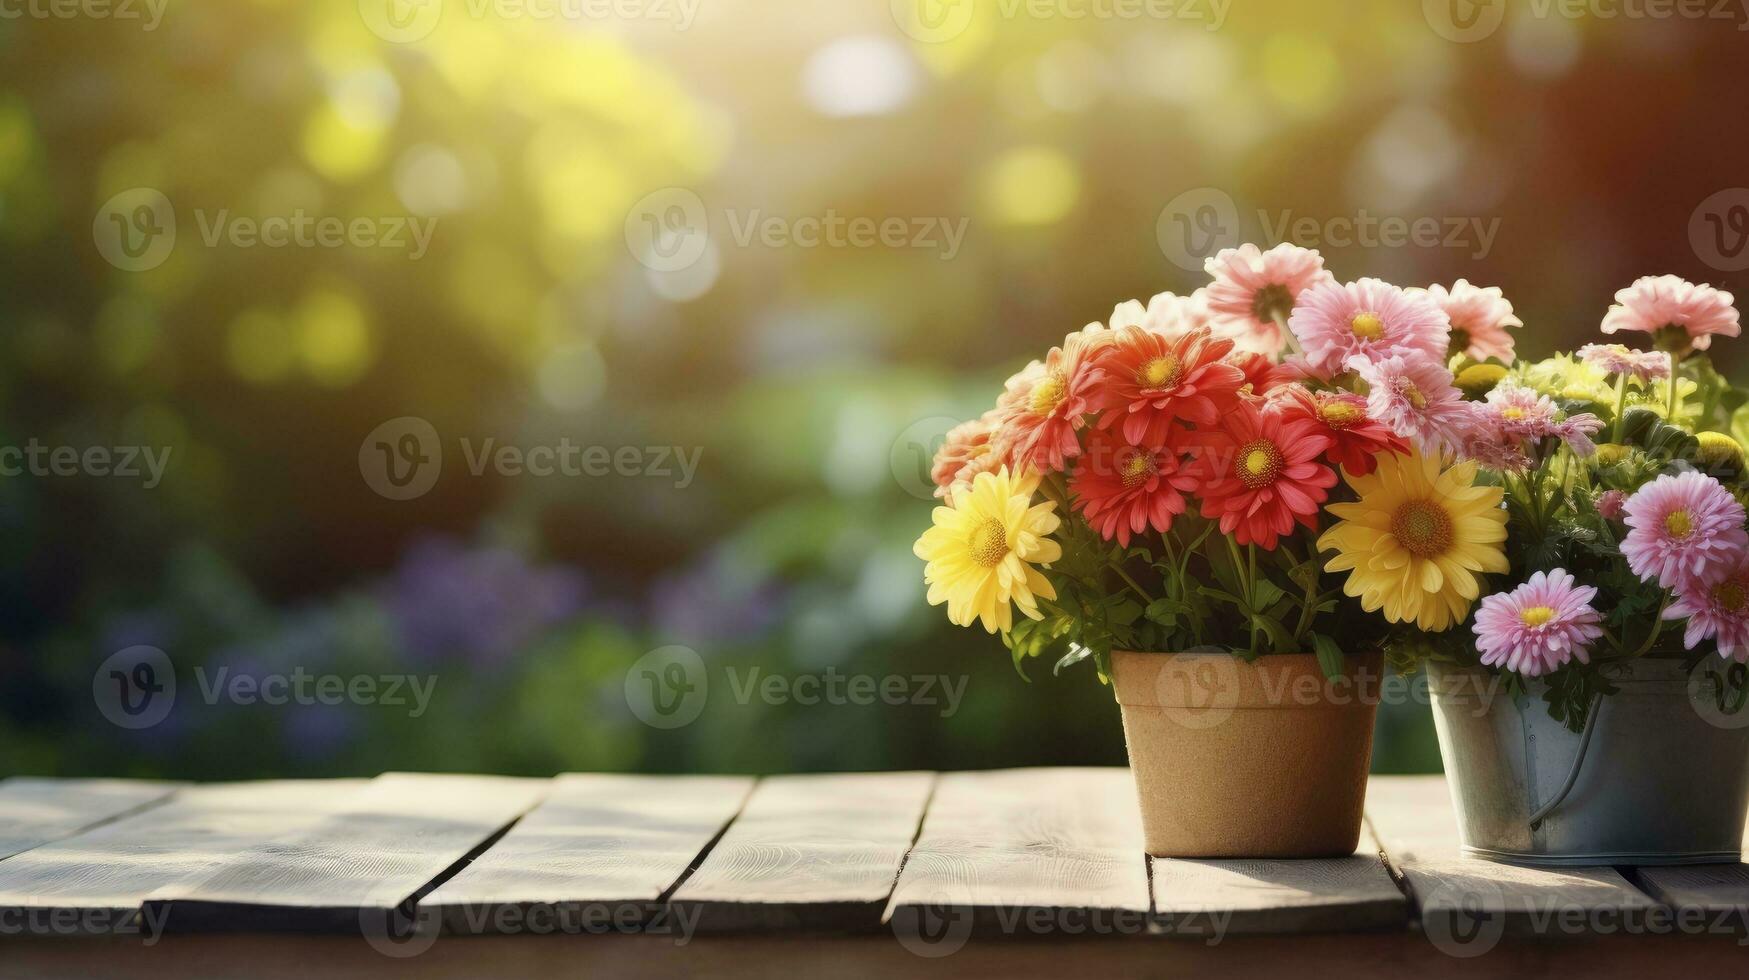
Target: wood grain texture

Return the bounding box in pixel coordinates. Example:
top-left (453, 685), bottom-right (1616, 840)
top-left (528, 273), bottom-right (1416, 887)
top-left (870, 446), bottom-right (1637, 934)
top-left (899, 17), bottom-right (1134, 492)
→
top-left (670, 771), bottom-right (934, 932)
top-left (421, 773), bottom-right (753, 935)
top-left (1151, 824), bottom-right (1408, 937)
top-left (0, 778), bottom-right (180, 861)
top-left (1632, 864), bottom-right (1749, 923)
top-left (146, 773), bottom-right (548, 933)
top-left (1365, 775), bottom-right (1659, 938)
top-left (884, 768), bottom-right (1151, 937)
top-left (0, 780), bottom-right (367, 935)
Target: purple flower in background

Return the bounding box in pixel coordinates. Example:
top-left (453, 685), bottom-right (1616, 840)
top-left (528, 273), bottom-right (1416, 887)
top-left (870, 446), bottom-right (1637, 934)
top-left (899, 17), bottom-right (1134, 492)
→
top-left (381, 536), bottom-right (587, 667)
top-left (283, 702), bottom-right (357, 763)
top-left (650, 549), bottom-right (785, 646)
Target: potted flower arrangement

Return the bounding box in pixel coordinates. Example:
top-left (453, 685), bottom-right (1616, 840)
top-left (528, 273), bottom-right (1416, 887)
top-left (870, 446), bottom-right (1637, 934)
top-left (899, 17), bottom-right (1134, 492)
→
top-left (1391, 275), bottom-right (1749, 866)
top-left (913, 244), bottom-right (1525, 857)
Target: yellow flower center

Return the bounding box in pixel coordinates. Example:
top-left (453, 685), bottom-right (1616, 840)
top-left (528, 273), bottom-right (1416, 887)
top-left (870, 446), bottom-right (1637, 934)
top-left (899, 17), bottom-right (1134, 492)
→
top-left (1120, 450), bottom-right (1155, 489)
top-left (1235, 439), bottom-right (1283, 489)
top-left (1519, 606), bottom-right (1556, 628)
top-left (1502, 407), bottom-right (1525, 421)
top-left (1665, 509), bottom-right (1695, 539)
top-left (1350, 312), bottom-right (1385, 341)
top-left (1319, 400), bottom-right (1363, 429)
top-left (1714, 580), bottom-right (1747, 612)
top-left (1391, 500), bottom-right (1454, 558)
top-left (968, 518), bottom-right (1009, 568)
top-left (1401, 382), bottom-right (1427, 410)
top-left (1029, 372), bottom-right (1067, 417)
top-left (1139, 354), bottom-right (1182, 390)
top-left (1697, 431), bottom-right (1745, 468)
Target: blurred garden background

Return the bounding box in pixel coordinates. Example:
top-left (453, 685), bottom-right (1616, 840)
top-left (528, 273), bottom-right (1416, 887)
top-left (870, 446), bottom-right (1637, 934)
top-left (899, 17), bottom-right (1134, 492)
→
top-left (3, 0), bottom-right (1748, 779)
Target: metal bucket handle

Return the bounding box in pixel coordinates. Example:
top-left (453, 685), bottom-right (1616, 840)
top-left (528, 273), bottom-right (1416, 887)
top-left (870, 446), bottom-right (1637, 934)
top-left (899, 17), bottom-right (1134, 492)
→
top-left (1527, 694), bottom-right (1602, 832)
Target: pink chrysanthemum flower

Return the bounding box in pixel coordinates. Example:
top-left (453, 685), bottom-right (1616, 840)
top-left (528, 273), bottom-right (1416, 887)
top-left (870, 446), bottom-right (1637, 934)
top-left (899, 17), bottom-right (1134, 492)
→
top-left (1350, 353), bottom-right (1474, 456)
top-left (1473, 569), bottom-right (1605, 677)
top-left (1577, 343), bottom-right (1673, 382)
top-left (1666, 553), bottom-right (1749, 663)
top-left (1203, 243), bottom-right (1334, 355)
top-left (1109, 289), bottom-right (1214, 337)
top-left (1426, 280), bottom-right (1522, 364)
top-left (1621, 470), bottom-right (1749, 590)
top-left (1596, 489), bottom-right (1627, 521)
top-left (1601, 275), bottom-right (1741, 353)
top-left (931, 410), bottom-right (1007, 499)
top-left (1482, 384), bottom-right (1603, 456)
top-left (996, 327), bottom-right (1108, 474)
top-left (1289, 278), bottom-right (1451, 379)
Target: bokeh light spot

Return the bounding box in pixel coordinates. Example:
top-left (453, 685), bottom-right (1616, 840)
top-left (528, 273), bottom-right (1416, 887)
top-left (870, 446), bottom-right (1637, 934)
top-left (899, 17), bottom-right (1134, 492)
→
top-left (295, 288), bottom-right (375, 387)
top-left (982, 146), bottom-right (1079, 227)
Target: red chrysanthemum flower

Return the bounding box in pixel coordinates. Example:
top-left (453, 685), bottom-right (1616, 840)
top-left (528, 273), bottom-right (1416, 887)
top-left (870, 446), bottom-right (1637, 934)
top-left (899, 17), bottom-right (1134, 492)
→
top-left (1230, 352), bottom-right (1295, 400)
top-left (1192, 404), bottom-right (1337, 550)
top-left (1093, 325), bottom-right (1245, 446)
top-left (996, 327), bottom-right (1107, 474)
top-left (1275, 386), bottom-right (1407, 477)
top-left (1069, 428), bottom-right (1199, 547)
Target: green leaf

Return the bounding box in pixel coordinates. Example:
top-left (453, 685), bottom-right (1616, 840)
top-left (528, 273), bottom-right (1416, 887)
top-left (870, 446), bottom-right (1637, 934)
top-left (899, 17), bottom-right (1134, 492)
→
top-left (1251, 579), bottom-right (1287, 611)
top-left (1311, 633), bottom-right (1345, 680)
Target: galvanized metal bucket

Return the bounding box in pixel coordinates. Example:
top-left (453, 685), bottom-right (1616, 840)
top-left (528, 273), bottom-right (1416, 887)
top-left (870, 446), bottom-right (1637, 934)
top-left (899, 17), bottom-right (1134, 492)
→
top-left (1428, 658), bottom-right (1749, 866)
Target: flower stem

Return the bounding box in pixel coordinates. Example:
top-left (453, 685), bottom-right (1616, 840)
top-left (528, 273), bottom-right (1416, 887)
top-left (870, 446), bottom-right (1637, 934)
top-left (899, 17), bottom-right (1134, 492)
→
top-left (1610, 372), bottom-right (1628, 444)
top-left (1247, 543), bottom-right (1260, 654)
top-left (1271, 310), bottom-right (1302, 358)
top-left (1629, 592), bottom-right (1673, 658)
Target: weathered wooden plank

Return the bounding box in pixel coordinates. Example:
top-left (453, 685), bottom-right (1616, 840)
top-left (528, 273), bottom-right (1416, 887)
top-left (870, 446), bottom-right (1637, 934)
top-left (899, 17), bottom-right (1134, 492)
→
top-left (884, 768), bottom-right (1151, 940)
top-left (1366, 775), bottom-right (1659, 942)
top-left (670, 771), bottom-right (934, 931)
top-left (0, 780), bottom-right (367, 937)
top-left (146, 773), bottom-right (548, 933)
top-left (0, 778), bottom-right (180, 861)
top-left (422, 773), bottom-right (753, 935)
top-left (1150, 824), bottom-right (1408, 937)
top-left (1632, 865), bottom-right (1749, 928)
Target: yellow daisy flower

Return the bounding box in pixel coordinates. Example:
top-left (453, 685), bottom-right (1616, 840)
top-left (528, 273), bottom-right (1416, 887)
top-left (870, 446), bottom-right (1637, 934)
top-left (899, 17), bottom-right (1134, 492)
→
top-left (914, 466), bottom-right (1061, 634)
top-left (1317, 451), bottom-right (1509, 631)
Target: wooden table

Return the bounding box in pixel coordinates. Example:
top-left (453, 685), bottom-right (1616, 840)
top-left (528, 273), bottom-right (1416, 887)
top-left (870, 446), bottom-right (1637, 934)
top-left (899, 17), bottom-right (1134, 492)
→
top-left (0, 770), bottom-right (1744, 978)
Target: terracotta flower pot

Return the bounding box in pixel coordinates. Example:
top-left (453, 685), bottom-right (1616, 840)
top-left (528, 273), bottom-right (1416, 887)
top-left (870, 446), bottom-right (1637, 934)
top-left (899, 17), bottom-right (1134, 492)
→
top-left (1110, 650), bottom-right (1383, 858)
